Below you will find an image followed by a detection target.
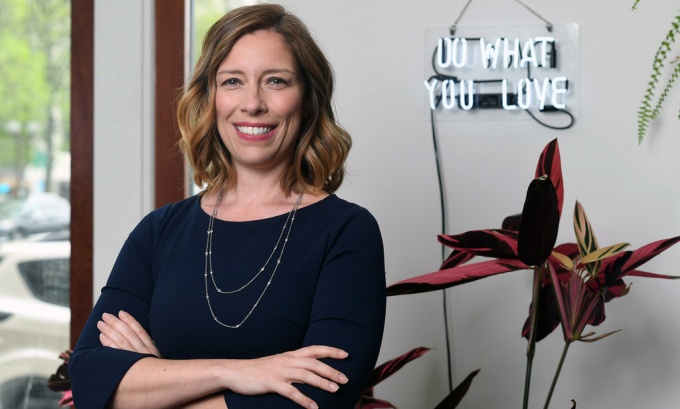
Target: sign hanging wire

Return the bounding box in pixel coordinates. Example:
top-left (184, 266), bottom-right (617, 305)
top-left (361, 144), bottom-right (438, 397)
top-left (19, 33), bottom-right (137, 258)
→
top-left (450, 0), bottom-right (553, 35)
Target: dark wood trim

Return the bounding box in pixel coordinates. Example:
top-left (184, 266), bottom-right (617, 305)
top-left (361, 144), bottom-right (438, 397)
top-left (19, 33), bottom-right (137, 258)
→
top-left (70, 0), bottom-right (94, 348)
top-left (69, 2), bottom-right (186, 346)
top-left (154, 0), bottom-right (186, 207)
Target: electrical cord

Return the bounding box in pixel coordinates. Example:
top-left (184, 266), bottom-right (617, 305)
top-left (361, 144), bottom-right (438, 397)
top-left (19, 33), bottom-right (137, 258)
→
top-left (429, 103), bottom-right (454, 392)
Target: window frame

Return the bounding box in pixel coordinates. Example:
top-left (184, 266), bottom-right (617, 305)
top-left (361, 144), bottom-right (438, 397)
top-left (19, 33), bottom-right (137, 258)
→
top-left (70, 0), bottom-right (185, 347)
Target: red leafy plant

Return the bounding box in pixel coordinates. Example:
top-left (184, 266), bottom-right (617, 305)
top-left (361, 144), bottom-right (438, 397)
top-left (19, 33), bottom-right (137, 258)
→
top-left (355, 347), bottom-right (480, 409)
top-left (48, 349), bottom-right (75, 408)
top-left (383, 138), bottom-right (680, 408)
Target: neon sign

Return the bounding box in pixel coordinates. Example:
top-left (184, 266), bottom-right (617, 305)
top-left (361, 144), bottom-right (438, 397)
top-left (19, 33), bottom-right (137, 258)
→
top-left (423, 24), bottom-right (579, 119)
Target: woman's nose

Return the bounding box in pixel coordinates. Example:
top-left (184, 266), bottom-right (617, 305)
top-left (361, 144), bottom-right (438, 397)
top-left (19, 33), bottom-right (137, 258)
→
top-left (241, 86), bottom-right (266, 114)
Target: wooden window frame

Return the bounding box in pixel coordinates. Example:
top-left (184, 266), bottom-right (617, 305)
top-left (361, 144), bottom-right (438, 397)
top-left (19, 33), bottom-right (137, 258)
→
top-left (70, 0), bottom-right (185, 346)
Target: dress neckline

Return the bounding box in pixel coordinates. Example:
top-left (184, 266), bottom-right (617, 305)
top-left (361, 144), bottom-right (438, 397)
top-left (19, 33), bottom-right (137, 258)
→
top-left (196, 193), bottom-right (335, 224)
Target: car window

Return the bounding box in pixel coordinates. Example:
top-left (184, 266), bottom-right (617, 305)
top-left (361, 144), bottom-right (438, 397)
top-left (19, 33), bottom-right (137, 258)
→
top-left (18, 258), bottom-right (70, 307)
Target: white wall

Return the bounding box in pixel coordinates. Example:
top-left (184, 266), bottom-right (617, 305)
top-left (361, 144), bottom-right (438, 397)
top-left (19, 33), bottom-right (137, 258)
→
top-left (93, 1), bottom-right (680, 408)
top-left (93, 0), bottom-right (155, 294)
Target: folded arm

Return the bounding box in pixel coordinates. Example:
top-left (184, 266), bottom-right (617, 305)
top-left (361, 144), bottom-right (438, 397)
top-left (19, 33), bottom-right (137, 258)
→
top-left (98, 311), bottom-right (347, 409)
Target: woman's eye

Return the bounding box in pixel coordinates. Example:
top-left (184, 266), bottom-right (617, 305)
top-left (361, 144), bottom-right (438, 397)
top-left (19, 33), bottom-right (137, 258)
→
top-left (268, 77), bottom-right (288, 86)
top-left (221, 78), bottom-right (240, 87)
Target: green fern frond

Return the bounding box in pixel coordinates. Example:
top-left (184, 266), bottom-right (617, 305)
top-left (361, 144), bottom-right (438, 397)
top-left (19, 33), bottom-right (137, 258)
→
top-left (637, 12), bottom-right (680, 144)
top-left (651, 61), bottom-right (680, 118)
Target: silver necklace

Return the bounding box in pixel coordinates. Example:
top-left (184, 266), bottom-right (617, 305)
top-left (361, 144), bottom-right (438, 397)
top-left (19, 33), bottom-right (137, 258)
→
top-left (203, 192), bottom-right (303, 329)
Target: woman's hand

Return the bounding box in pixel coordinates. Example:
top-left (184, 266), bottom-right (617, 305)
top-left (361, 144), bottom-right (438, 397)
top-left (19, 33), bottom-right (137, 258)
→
top-left (98, 310), bottom-right (161, 357)
top-left (220, 345), bottom-right (349, 409)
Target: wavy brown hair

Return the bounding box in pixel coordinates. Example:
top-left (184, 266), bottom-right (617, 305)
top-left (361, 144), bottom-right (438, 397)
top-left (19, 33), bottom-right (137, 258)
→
top-left (177, 4), bottom-right (351, 196)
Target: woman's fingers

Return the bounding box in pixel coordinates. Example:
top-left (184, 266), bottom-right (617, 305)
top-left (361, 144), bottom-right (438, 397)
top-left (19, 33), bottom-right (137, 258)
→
top-left (275, 382), bottom-right (318, 409)
top-left (284, 346), bottom-right (349, 385)
top-left (291, 357), bottom-right (348, 388)
top-left (265, 359), bottom-right (343, 409)
top-left (118, 310), bottom-right (160, 356)
top-left (97, 311), bottom-right (160, 357)
top-left (97, 317), bottom-right (129, 349)
top-left (288, 345), bottom-right (349, 360)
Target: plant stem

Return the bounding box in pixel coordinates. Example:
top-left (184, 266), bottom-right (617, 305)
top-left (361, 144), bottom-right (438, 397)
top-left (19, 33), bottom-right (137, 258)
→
top-left (523, 351), bottom-right (534, 409)
top-left (543, 342), bottom-right (571, 409)
top-left (523, 266), bottom-right (543, 409)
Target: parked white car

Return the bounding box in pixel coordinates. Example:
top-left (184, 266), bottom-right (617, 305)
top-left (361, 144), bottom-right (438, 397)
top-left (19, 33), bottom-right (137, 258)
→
top-left (0, 233), bottom-right (70, 408)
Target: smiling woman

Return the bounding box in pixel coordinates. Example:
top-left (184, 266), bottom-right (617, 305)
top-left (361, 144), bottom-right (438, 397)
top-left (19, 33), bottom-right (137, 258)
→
top-left (69, 4), bottom-right (386, 409)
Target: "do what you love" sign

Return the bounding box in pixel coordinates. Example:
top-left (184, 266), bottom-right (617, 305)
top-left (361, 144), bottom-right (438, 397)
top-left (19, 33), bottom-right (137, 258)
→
top-left (423, 23), bottom-right (579, 119)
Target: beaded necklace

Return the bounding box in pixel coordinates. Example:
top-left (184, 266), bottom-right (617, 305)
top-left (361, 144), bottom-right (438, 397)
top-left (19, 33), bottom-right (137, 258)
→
top-left (203, 192), bottom-right (303, 328)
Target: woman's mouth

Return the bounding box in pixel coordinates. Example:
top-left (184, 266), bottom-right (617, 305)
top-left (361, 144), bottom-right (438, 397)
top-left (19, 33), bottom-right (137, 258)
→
top-left (236, 125), bottom-right (273, 135)
top-left (234, 124), bottom-right (276, 141)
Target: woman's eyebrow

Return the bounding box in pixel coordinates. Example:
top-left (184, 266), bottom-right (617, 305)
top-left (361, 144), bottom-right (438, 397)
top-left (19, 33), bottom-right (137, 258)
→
top-left (216, 68), bottom-right (296, 76)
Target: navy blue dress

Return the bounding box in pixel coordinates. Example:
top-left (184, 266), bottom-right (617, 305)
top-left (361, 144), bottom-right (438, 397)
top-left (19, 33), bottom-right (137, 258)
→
top-left (69, 194), bottom-right (386, 408)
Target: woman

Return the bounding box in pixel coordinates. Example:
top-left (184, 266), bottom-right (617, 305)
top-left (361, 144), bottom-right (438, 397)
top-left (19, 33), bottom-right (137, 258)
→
top-left (69, 4), bottom-right (386, 409)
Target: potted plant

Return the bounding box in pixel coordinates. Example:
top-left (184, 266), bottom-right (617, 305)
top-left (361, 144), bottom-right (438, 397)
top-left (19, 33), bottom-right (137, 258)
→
top-left (363, 138), bottom-right (680, 408)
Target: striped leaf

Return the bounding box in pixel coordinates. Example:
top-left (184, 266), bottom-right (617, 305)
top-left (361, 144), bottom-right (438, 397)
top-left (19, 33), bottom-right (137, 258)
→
top-left (573, 200), bottom-right (600, 275)
top-left (434, 369), bottom-right (481, 409)
top-left (620, 236), bottom-right (680, 273)
top-left (626, 269), bottom-right (680, 280)
top-left (580, 242), bottom-right (630, 265)
top-left (438, 229), bottom-right (519, 260)
top-left (387, 258), bottom-right (528, 296)
top-left (440, 249), bottom-right (476, 270)
top-left (364, 347), bottom-right (430, 390)
top-left (551, 251), bottom-right (574, 270)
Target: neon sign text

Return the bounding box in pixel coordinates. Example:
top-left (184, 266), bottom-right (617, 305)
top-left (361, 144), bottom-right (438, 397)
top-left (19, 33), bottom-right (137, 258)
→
top-left (425, 36), bottom-right (570, 111)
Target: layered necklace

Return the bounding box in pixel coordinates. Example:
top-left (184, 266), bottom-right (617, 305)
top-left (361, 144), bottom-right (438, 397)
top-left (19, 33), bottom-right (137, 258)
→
top-left (203, 191), bottom-right (303, 329)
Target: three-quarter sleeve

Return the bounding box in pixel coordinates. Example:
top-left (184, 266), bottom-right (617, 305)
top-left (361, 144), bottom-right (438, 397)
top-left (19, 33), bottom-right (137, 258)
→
top-left (69, 208), bottom-right (166, 409)
top-left (225, 206), bottom-right (387, 408)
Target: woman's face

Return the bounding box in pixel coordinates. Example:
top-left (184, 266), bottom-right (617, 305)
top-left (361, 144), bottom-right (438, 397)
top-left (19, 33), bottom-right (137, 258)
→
top-left (214, 29), bottom-right (303, 177)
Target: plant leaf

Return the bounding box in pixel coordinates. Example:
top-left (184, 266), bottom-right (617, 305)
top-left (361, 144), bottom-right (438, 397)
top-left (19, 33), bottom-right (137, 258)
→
top-left (547, 262), bottom-right (571, 341)
top-left (626, 269), bottom-right (680, 279)
top-left (620, 236), bottom-right (680, 273)
top-left (535, 138), bottom-right (564, 217)
top-left (355, 396), bottom-right (396, 409)
top-left (440, 249), bottom-right (476, 270)
top-left (438, 229), bottom-right (519, 260)
top-left (387, 258), bottom-right (528, 296)
top-left (502, 213), bottom-right (522, 231)
top-left (579, 329), bottom-right (622, 343)
top-left (521, 286), bottom-right (561, 342)
top-left (47, 363), bottom-right (71, 392)
top-left (580, 242), bottom-right (630, 264)
top-left (433, 369), bottom-right (481, 409)
top-left (573, 200), bottom-right (600, 276)
top-left (517, 176), bottom-right (560, 266)
top-left (364, 347), bottom-right (431, 390)
top-left (554, 242), bottom-right (579, 258)
top-left (551, 251), bottom-right (574, 270)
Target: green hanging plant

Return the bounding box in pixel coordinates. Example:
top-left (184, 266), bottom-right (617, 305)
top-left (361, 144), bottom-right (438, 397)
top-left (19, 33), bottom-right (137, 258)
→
top-left (633, 0), bottom-right (680, 144)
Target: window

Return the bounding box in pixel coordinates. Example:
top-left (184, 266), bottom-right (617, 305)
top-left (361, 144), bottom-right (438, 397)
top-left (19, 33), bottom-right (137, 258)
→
top-left (0, 1), bottom-right (71, 407)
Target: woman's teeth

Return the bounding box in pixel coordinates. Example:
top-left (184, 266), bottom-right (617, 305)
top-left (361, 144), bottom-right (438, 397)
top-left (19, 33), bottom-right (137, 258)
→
top-left (237, 126), bottom-right (272, 135)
